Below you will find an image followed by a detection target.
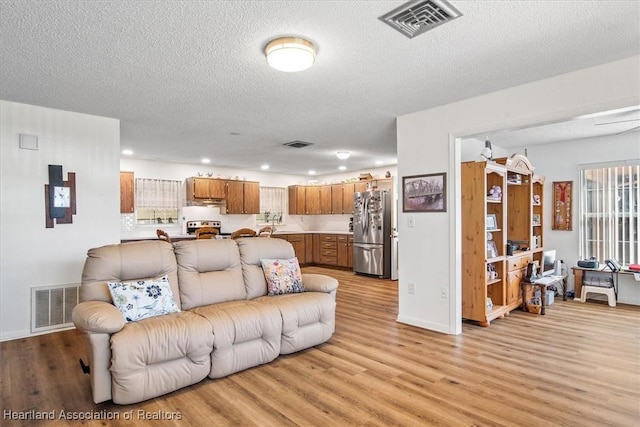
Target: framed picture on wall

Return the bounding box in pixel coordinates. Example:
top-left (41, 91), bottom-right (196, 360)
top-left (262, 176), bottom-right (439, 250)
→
top-left (552, 181), bottom-right (572, 230)
top-left (402, 172), bottom-right (446, 212)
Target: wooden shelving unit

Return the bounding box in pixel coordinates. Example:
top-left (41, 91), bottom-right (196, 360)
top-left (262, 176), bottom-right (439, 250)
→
top-left (462, 155), bottom-right (543, 327)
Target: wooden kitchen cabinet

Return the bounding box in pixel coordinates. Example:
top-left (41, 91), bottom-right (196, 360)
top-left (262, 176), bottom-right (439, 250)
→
top-left (120, 171), bottom-right (135, 213)
top-left (320, 185), bottom-right (332, 214)
top-left (191, 177), bottom-right (225, 199)
top-left (225, 180), bottom-right (259, 214)
top-left (242, 181), bottom-right (260, 214)
top-left (331, 184), bottom-right (343, 214)
top-left (305, 234), bottom-right (313, 263)
top-left (288, 186), bottom-right (306, 215)
top-left (318, 234), bottom-right (338, 266)
top-left (305, 186), bottom-right (321, 215)
top-left (342, 183), bottom-right (355, 215)
top-left (273, 233), bottom-right (309, 264)
top-left (337, 235), bottom-right (353, 268)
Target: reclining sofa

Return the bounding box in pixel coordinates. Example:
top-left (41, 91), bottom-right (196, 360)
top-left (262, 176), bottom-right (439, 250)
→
top-left (72, 237), bottom-right (338, 404)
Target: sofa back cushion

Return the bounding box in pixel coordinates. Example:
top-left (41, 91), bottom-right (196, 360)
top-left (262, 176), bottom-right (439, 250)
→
top-left (236, 237), bottom-right (296, 299)
top-left (81, 240), bottom-right (180, 309)
top-left (174, 239), bottom-right (246, 310)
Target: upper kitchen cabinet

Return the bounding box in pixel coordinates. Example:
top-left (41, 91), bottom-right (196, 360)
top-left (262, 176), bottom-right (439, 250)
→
top-left (288, 186), bottom-right (305, 215)
top-left (186, 177), bottom-right (225, 201)
top-left (331, 184), bottom-right (344, 214)
top-left (341, 183), bottom-right (356, 215)
top-left (320, 185), bottom-right (332, 214)
top-left (225, 180), bottom-right (260, 214)
top-left (305, 186), bottom-right (321, 215)
top-left (120, 171), bottom-right (135, 213)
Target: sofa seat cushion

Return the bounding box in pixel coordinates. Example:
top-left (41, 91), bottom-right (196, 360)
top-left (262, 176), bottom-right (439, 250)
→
top-left (193, 300), bottom-right (282, 378)
top-left (110, 310), bottom-right (213, 404)
top-left (256, 292), bottom-right (336, 354)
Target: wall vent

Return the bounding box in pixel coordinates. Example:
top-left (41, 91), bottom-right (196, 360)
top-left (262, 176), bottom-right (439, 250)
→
top-left (283, 140), bottom-right (313, 149)
top-left (31, 284), bottom-right (79, 333)
top-left (379, 0), bottom-right (463, 39)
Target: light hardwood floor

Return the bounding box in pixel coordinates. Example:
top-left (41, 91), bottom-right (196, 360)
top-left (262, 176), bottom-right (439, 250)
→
top-left (1, 267), bottom-right (639, 426)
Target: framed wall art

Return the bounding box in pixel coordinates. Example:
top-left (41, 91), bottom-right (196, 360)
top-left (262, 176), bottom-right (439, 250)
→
top-left (402, 172), bottom-right (446, 212)
top-left (552, 181), bottom-right (572, 231)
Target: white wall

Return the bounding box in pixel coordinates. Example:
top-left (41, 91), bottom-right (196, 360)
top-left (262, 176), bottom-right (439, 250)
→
top-left (0, 101), bottom-right (120, 341)
top-left (512, 133), bottom-right (640, 304)
top-left (397, 56), bottom-right (640, 334)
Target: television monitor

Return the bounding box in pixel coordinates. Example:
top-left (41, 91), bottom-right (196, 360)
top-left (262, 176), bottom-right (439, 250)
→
top-left (541, 249), bottom-right (557, 276)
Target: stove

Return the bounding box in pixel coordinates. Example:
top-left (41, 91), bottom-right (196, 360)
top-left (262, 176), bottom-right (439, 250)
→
top-left (186, 220), bottom-right (222, 235)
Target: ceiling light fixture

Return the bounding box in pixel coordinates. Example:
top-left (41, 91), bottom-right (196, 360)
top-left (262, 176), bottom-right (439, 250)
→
top-left (261, 164), bottom-right (270, 170)
top-left (339, 165), bottom-right (347, 171)
top-left (336, 151), bottom-right (351, 160)
top-left (265, 37), bottom-right (315, 72)
top-left (201, 158), bottom-right (210, 164)
top-left (308, 170), bottom-right (316, 175)
top-left (122, 149), bottom-right (133, 155)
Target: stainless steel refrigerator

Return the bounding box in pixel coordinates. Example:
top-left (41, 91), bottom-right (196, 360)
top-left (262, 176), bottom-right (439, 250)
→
top-left (353, 190), bottom-right (392, 278)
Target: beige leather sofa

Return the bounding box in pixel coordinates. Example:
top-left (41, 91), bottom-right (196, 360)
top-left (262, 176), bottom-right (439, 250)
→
top-left (72, 237), bottom-right (338, 404)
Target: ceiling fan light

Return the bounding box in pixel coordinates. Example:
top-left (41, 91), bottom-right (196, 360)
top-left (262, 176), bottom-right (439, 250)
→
top-left (336, 151), bottom-right (351, 160)
top-left (265, 37), bottom-right (315, 72)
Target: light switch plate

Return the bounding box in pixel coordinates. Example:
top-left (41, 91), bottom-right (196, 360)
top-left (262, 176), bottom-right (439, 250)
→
top-left (407, 216), bottom-right (415, 228)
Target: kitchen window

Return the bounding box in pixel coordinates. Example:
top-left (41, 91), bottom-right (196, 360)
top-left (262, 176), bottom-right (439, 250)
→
top-left (135, 178), bottom-right (181, 225)
top-left (578, 161), bottom-right (639, 265)
top-left (257, 187), bottom-right (286, 226)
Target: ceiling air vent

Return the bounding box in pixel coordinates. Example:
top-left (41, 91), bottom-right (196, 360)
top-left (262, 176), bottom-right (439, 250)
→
top-left (283, 140), bottom-right (313, 149)
top-left (379, 0), bottom-right (463, 39)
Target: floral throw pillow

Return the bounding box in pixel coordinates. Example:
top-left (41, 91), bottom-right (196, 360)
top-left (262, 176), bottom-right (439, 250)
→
top-left (260, 258), bottom-right (305, 296)
top-left (108, 275), bottom-right (180, 322)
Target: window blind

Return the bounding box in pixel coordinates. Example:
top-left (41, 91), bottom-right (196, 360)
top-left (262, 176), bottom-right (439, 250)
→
top-left (579, 163), bottom-right (639, 264)
top-left (135, 178), bottom-right (181, 209)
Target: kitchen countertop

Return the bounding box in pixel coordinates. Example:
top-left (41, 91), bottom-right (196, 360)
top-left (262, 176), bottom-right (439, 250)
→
top-left (121, 230), bottom-right (353, 242)
top-left (272, 230), bottom-right (353, 235)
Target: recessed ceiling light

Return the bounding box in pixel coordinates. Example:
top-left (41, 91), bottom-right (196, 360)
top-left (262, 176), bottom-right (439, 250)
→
top-left (122, 149), bottom-right (133, 155)
top-left (201, 158), bottom-right (210, 164)
top-left (261, 164), bottom-right (270, 170)
top-left (336, 151), bottom-right (351, 160)
top-left (375, 160), bottom-right (383, 165)
top-left (265, 37), bottom-right (316, 72)
top-left (339, 165), bottom-right (347, 171)
top-left (308, 170), bottom-right (316, 175)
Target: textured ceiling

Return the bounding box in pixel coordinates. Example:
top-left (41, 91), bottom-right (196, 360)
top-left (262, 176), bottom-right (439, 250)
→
top-left (1, 1), bottom-right (639, 176)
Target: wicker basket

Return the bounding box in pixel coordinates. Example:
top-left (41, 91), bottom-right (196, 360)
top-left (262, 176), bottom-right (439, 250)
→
top-left (526, 303), bottom-right (542, 314)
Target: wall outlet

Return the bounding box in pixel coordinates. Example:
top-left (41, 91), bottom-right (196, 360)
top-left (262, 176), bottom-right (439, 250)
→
top-left (408, 282), bottom-right (415, 294)
top-left (440, 287), bottom-right (448, 299)
top-left (407, 216), bottom-right (415, 228)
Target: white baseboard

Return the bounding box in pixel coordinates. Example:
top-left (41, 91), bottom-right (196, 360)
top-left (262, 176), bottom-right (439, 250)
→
top-left (0, 326), bottom-right (75, 343)
top-left (396, 315), bottom-right (451, 334)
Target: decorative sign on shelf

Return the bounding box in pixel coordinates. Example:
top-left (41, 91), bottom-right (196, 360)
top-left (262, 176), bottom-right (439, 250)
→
top-left (45, 164), bottom-right (77, 228)
top-left (552, 181), bottom-right (572, 231)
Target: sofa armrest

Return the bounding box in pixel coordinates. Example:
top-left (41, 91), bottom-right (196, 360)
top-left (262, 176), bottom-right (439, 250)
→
top-left (302, 273), bottom-right (339, 293)
top-left (72, 301), bottom-right (125, 334)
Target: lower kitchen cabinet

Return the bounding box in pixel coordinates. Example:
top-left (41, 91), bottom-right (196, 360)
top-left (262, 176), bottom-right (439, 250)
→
top-left (271, 233), bottom-right (354, 269)
top-left (337, 235), bottom-right (353, 268)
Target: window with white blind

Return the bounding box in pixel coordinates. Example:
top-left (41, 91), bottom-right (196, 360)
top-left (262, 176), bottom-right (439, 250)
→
top-left (257, 187), bottom-right (286, 226)
top-left (578, 161), bottom-right (639, 265)
top-left (135, 178), bottom-right (182, 225)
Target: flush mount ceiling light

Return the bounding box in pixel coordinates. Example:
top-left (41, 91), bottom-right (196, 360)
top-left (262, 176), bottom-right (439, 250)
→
top-left (265, 37), bottom-right (315, 72)
top-left (336, 151), bottom-right (351, 160)
top-left (122, 149), bottom-right (133, 155)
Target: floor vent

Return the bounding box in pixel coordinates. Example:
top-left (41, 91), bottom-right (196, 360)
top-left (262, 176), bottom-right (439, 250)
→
top-left (283, 140), bottom-right (313, 149)
top-left (31, 284), bottom-right (79, 333)
top-left (379, 0), bottom-right (463, 39)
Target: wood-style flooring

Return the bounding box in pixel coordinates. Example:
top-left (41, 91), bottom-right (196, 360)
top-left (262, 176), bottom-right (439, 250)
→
top-left (1, 266), bottom-right (638, 426)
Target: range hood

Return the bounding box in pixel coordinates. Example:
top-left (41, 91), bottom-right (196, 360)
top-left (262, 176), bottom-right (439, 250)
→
top-left (186, 198), bottom-right (227, 209)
